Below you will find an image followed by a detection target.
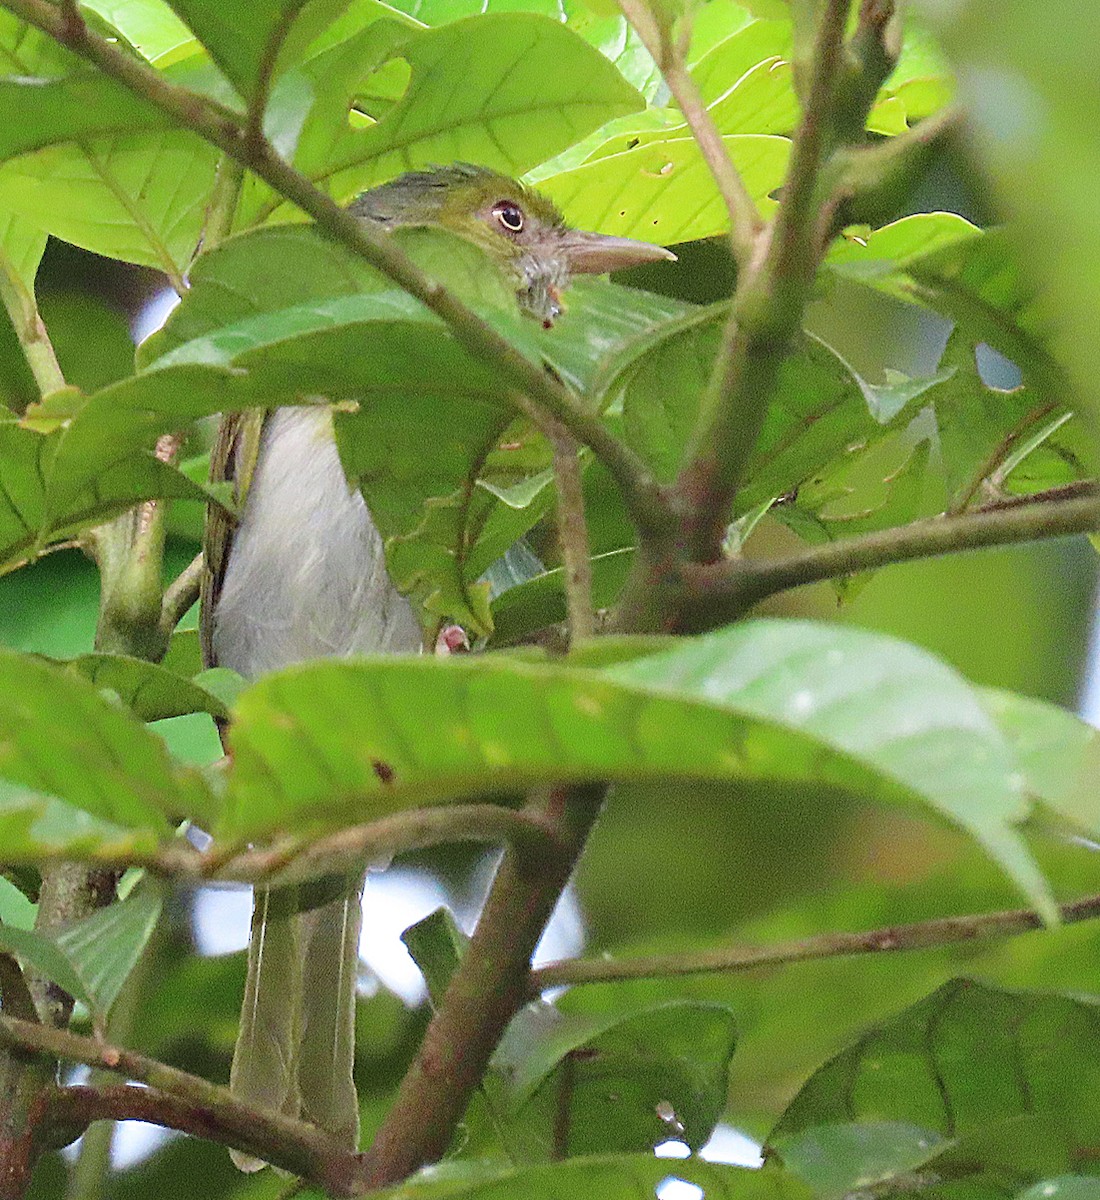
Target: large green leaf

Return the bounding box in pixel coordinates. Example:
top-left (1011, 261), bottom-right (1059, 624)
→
top-left (828, 219), bottom-right (1055, 396)
top-left (538, 133), bottom-right (790, 246)
top-left (980, 686), bottom-right (1100, 840)
top-left (0, 366), bottom-right (256, 571)
top-left (0, 882), bottom-right (161, 1025)
top-left (610, 623), bottom-right (1052, 918)
top-left (221, 621), bottom-right (1052, 921)
top-left (81, 0), bottom-right (199, 66)
top-left (0, 647), bottom-right (214, 833)
top-left (606, 311), bottom-right (946, 518)
top-left (161, 0), bottom-right (348, 99)
top-left (0, 781), bottom-right (163, 869)
top-left (0, 74), bottom-right (170, 163)
top-left (769, 980), bottom-right (1100, 1192)
top-left (492, 998), bottom-right (738, 1157)
top-left (403, 906), bottom-right (737, 1159)
top-left (248, 13), bottom-right (646, 223)
top-left (0, 12), bottom-right (220, 273)
top-left (0, 131), bottom-right (220, 278)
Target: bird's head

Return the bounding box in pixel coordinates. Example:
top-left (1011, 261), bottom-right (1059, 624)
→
top-left (349, 163), bottom-right (675, 326)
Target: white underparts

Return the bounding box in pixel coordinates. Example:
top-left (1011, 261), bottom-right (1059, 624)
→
top-left (212, 407), bottom-right (422, 678)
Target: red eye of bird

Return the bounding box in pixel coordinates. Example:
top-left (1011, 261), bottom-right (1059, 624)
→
top-left (492, 201), bottom-right (525, 233)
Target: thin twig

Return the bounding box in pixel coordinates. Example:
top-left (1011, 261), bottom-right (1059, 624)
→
top-left (679, 488), bottom-right (1100, 628)
top-left (614, 0), bottom-right (762, 269)
top-left (548, 421), bottom-right (595, 644)
top-left (27, 803), bottom-right (554, 885)
top-left (530, 891), bottom-right (1100, 992)
top-left (3, 0), bottom-right (673, 545)
top-left (160, 551), bottom-right (204, 639)
top-left (199, 804), bottom-right (556, 886)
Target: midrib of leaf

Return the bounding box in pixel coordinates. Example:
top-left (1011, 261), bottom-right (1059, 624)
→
top-left (79, 136), bottom-right (187, 288)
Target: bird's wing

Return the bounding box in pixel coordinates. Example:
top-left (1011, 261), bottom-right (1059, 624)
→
top-left (200, 407), bottom-right (268, 669)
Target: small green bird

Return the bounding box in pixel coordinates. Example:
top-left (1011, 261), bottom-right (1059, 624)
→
top-left (201, 164), bottom-right (673, 1167)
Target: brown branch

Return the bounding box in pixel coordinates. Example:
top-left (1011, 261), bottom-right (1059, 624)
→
top-left (0, 1020), bottom-right (361, 1195)
top-left (679, 487), bottom-right (1100, 628)
top-left (355, 786), bottom-right (605, 1190)
top-left (199, 803), bottom-right (555, 886)
top-left (531, 890), bottom-right (1100, 993)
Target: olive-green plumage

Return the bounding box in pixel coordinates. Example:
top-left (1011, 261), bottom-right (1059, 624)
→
top-left (203, 165), bottom-right (672, 1170)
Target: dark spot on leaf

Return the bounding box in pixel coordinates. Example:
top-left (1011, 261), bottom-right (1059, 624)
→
top-left (372, 759), bottom-right (396, 784)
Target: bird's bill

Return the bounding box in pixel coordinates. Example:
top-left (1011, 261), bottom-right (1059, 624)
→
top-left (556, 229), bottom-right (677, 274)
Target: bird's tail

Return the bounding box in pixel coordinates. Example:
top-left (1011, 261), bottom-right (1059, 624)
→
top-left (230, 884), bottom-right (304, 1172)
top-left (298, 875), bottom-right (365, 1145)
top-left (230, 876), bottom-right (365, 1171)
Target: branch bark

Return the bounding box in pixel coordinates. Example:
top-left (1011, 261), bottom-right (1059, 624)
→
top-left (0, 1021), bottom-right (360, 1195)
top-left (679, 488), bottom-right (1100, 628)
top-left (355, 786), bottom-right (605, 1189)
top-left (531, 891), bottom-right (1100, 992)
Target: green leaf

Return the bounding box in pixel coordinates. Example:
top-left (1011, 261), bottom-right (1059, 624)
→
top-left (0, 131), bottom-right (220, 278)
top-left (828, 222), bottom-right (1053, 391)
top-left (50, 882), bottom-right (163, 1019)
top-left (769, 980), bottom-right (1100, 1186)
top-left (826, 212), bottom-right (983, 285)
top-left (0, 781), bottom-right (161, 868)
top-left (914, 0), bottom-right (1100, 423)
top-left (0, 12), bottom-right (219, 275)
top-left (222, 620), bottom-right (1052, 922)
top-left (980, 687), bottom-right (1100, 840)
top-left (492, 998), bottom-right (737, 1156)
top-left (0, 883), bottom-right (161, 1024)
top-left (1017, 1181), bottom-right (1100, 1200)
top-left (161, 0), bottom-right (348, 99)
top-left (0, 366), bottom-right (254, 570)
top-left (61, 654), bottom-right (230, 722)
top-left (770, 979), bottom-right (1100, 1142)
top-left (691, 18), bottom-right (793, 106)
top-left (80, 0), bottom-right (199, 66)
top-left (0, 74), bottom-right (170, 163)
top-left (489, 548), bottom-right (635, 646)
top-left (0, 212), bottom-right (46, 300)
top-left (772, 1122), bottom-right (948, 1198)
top-left (608, 316), bottom-right (944, 510)
top-left (367, 1154), bottom-right (810, 1200)
top-left (608, 623), bottom-right (1052, 918)
top-left (0, 921), bottom-right (90, 1010)
top-left (252, 13), bottom-right (646, 222)
top-left (0, 648), bottom-right (215, 833)
top-left (538, 133), bottom-right (790, 246)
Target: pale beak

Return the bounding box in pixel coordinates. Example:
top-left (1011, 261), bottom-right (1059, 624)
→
top-left (555, 229), bottom-right (677, 274)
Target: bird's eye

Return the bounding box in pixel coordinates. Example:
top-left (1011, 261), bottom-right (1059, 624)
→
top-left (492, 201), bottom-right (525, 233)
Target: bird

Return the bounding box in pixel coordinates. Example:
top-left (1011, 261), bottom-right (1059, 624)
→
top-left (200, 163), bottom-right (674, 1167)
